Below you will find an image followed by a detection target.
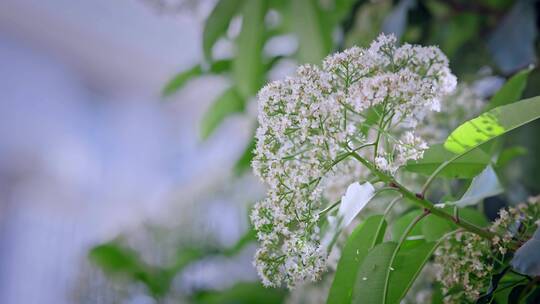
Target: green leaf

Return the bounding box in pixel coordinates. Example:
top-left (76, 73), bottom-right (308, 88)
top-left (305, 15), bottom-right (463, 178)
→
top-left (344, 0), bottom-right (391, 48)
top-left (486, 66), bottom-right (533, 111)
top-left (89, 242), bottom-right (174, 298)
top-left (89, 242), bottom-right (143, 275)
top-left (477, 267), bottom-right (510, 304)
top-left (195, 282), bottom-right (286, 304)
top-left (328, 215), bottom-right (387, 304)
top-left (386, 241), bottom-right (440, 304)
top-left (391, 210), bottom-right (424, 243)
top-left (404, 144), bottom-right (490, 179)
top-left (458, 207), bottom-right (489, 227)
top-left (209, 59), bottom-right (233, 73)
top-left (233, 0), bottom-right (267, 97)
top-left (162, 65), bottom-right (203, 97)
top-left (496, 146), bottom-right (528, 168)
top-left (421, 215), bottom-right (455, 242)
top-left (444, 96), bottom-right (540, 154)
top-left (352, 242), bottom-right (397, 304)
top-left (445, 166), bottom-right (503, 208)
top-left (233, 138), bottom-right (256, 176)
top-left (162, 60), bottom-right (232, 97)
top-left (200, 87), bottom-right (245, 139)
top-left (353, 223), bottom-right (444, 304)
top-left (203, 0), bottom-right (245, 61)
top-left (331, 0), bottom-right (358, 23)
top-left (291, 0), bottom-right (332, 63)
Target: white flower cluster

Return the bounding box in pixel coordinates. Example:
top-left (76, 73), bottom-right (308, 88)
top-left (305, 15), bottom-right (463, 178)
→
top-left (435, 196), bottom-right (540, 303)
top-left (252, 34), bottom-right (456, 288)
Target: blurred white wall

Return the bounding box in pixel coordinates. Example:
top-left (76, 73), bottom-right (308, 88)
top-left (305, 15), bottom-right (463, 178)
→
top-left (0, 1), bottom-right (253, 303)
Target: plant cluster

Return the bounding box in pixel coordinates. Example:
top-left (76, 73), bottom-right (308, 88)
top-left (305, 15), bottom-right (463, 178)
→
top-left (252, 34), bottom-right (457, 288)
top-left (251, 34), bottom-right (540, 303)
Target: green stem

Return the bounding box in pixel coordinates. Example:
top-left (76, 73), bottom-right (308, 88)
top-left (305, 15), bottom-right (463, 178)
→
top-left (319, 200), bottom-right (340, 216)
top-left (349, 151), bottom-right (498, 241)
top-left (421, 152), bottom-right (464, 196)
top-left (371, 194), bottom-right (402, 249)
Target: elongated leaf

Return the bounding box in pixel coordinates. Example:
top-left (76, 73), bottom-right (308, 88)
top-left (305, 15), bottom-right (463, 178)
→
top-left (291, 0), bottom-right (332, 63)
top-left (200, 87), bottom-right (245, 139)
top-left (162, 60), bottom-right (232, 97)
top-left (445, 166), bottom-right (503, 207)
top-left (233, 0), bottom-right (267, 97)
top-left (511, 226), bottom-right (540, 276)
top-left (487, 0), bottom-right (537, 74)
top-left (404, 144), bottom-right (490, 178)
top-left (328, 215), bottom-right (387, 304)
top-left (162, 65), bottom-right (203, 97)
top-left (352, 242), bottom-right (397, 304)
top-left (486, 66), bottom-right (533, 111)
top-left (89, 243), bottom-right (143, 275)
top-left (444, 96), bottom-right (540, 154)
top-left (382, 0), bottom-right (415, 39)
top-left (203, 0), bottom-right (245, 60)
top-left (386, 241), bottom-right (440, 304)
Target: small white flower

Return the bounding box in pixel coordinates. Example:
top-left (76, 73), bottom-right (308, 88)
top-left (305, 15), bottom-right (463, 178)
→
top-left (338, 182), bottom-right (375, 227)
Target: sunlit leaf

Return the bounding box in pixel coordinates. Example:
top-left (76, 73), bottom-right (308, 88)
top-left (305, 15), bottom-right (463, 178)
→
top-left (444, 96), bottom-right (540, 154)
top-left (203, 0), bottom-right (245, 61)
top-left (445, 166), bottom-right (503, 208)
top-left (328, 215), bottom-right (387, 304)
top-left (404, 144), bottom-right (490, 179)
top-left (233, 0), bottom-right (267, 97)
top-left (200, 87), bottom-right (245, 139)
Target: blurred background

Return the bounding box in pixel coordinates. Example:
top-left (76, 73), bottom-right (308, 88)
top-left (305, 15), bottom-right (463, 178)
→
top-left (0, 0), bottom-right (539, 303)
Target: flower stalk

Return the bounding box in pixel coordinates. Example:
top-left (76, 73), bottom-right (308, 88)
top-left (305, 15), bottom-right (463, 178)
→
top-left (349, 151), bottom-right (499, 241)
